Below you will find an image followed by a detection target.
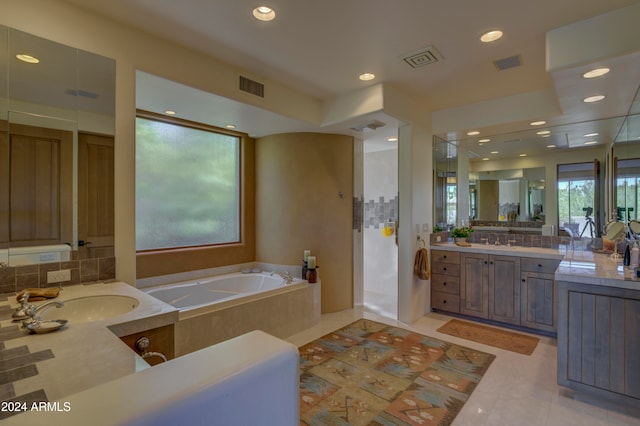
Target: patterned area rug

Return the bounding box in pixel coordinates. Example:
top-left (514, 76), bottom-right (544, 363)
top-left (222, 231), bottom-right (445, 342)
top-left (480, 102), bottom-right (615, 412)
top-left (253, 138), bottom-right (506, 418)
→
top-left (298, 319), bottom-right (495, 425)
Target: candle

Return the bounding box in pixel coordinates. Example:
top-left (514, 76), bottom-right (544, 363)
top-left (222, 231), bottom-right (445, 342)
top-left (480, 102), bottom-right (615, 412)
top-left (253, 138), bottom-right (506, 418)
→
top-left (303, 250), bottom-right (310, 262)
top-left (307, 256), bottom-right (316, 269)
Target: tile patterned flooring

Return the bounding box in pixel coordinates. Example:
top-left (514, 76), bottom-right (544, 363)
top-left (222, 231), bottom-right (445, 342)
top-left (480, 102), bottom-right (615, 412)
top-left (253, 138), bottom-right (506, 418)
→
top-left (285, 307), bottom-right (640, 426)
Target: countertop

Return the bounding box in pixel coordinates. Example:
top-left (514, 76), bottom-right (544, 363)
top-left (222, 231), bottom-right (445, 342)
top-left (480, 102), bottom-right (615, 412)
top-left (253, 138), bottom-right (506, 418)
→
top-left (0, 282), bottom-right (179, 404)
top-left (431, 242), bottom-right (640, 292)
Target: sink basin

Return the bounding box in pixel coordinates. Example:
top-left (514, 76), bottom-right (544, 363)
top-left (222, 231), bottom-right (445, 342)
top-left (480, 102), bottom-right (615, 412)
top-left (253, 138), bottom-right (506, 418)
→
top-left (40, 295), bottom-right (139, 323)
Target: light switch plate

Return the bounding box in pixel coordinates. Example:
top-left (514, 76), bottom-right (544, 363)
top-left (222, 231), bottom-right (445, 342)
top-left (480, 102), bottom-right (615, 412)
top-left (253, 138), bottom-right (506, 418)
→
top-left (47, 269), bottom-right (71, 283)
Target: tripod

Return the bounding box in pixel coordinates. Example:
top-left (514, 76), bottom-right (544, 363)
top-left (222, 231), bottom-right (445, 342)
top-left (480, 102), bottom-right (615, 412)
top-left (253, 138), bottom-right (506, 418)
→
top-left (580, 214), bottom-right (595, 238)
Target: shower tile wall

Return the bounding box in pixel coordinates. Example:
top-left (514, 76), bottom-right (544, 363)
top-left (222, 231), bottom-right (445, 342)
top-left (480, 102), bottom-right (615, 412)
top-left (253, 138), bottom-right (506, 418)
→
top-left (363, 147), bottom-right (398, 319)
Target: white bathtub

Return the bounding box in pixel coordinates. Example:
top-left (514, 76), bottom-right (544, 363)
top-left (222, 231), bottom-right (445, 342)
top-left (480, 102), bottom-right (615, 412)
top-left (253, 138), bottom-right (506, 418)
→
top-left (144, 270), bottom-right (320, 356)
top-left (146, 272), bottom-right (304, 311)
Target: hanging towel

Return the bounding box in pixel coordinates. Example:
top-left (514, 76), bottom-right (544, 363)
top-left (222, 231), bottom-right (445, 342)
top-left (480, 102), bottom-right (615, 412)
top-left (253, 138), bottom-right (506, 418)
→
top-left (414, 248), bottom-right (430, 280)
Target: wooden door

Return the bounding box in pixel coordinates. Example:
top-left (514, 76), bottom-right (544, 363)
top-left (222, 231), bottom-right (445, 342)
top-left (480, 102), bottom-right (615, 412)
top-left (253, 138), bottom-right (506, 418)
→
top-left (488, 255), bottom-right (521, 325)
top-left (521, 271), bottom-right (556, 332)
top-left (460, 252), bottom-right (489, 318)
top-left (78, 133), bottom-right (114, 249)
top-left (8, 124), bottom-right (73, 246)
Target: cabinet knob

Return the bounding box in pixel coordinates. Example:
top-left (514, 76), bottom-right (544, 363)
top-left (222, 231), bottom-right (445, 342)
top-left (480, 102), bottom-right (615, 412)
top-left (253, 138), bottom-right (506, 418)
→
top-left (522, 278), bottom-right (526, 282)
top-left (484, 261), bottom-right (488, 264)
top-left (538, 264), bottom-right (543, 268)
top-left (443, 300), bottom-right (447, 304)
top-left (443, 282), bottom-right (447, 286)
top-left (443, 267), bottom-right (447, 271)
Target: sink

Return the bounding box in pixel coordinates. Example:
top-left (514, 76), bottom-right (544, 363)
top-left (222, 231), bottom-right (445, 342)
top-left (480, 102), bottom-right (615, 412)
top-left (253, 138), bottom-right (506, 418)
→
top-left (39, 295), bottom-right (139, 323)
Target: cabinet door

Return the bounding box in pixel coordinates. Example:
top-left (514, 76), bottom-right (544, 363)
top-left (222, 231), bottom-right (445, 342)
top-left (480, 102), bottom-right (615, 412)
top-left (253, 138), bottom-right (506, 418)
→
top-left (521, 271), bottom-right (556, 333)
top-left (460, 253), bottom-right (489, 318)
top-left (488, 255), bottom-right (521, 325)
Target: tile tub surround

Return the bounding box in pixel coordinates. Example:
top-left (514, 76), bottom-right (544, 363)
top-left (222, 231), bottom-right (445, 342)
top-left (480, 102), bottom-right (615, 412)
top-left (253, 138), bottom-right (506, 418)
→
top-left (173, 280), bottom-right (321, 357)
top-left (0, 282), bottom-right (177, 404)
top-left (0, 247), bottom-right (116, 295)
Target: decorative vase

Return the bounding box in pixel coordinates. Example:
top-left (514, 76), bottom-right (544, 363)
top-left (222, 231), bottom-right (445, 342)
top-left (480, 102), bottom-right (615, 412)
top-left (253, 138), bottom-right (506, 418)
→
top-left (454, 237), bottom-right (468, 244)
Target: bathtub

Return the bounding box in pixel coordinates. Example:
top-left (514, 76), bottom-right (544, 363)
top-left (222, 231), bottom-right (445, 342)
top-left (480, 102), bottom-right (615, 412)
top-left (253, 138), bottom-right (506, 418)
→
top-left (144, 270), bottom-right (320, 356)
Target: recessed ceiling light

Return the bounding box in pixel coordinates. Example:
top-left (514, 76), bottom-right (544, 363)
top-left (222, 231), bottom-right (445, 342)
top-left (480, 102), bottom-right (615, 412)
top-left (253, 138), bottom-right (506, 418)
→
top-left (467, 130), bottom-right (480, 136)
top-left (583, 95), bottom-right (605, 103)
top-left (252, 6), bottom-right (276, 21)
top-left (480, 30), bottom-right (503, 43)
top-left (164, 110), bottom-right (176, 115)
top-left (537, 130), bottom-right (551, 135)
top-left (519, 153), bottom-right (527, 157)
top-left (582, 68), bottom-right (610, 79)
top-left (478, 138), bottom-right (491, 143)
top-left (359, 73), bottom-right (375, 81)
top-left (446, 155), bottom-right (453, 159)
top-left (547, 144), bottom-right (556, 148)
top-left (226, 124), bottom-right (236, 129)
top-left (542, 134), bottom-right (551, 138)
top-left (387, 136), bottom-right (398, 142)
top-left (530, 121), bottom-right (546, 126)
top-left (584, 132), bottom-right (599, 137)
top-left (482, 157), bottom-right (489, 161)
top-left (584, 141), bottom-right (598, 145)
top-left (16, 54), bottom-right (39, 63)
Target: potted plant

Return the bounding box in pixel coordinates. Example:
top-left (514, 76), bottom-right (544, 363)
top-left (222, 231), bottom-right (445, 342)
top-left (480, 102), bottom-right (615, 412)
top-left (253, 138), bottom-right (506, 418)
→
top-left (451, 226), bottom-right (474, 242)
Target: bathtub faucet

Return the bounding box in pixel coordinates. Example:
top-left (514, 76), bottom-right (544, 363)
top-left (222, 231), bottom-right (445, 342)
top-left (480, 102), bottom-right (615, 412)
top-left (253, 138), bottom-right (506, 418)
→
top-left (271, 270), bottom-right (293, 285)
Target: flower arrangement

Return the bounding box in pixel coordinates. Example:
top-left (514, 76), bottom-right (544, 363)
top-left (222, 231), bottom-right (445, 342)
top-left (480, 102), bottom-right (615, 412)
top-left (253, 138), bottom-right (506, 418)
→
top-left (451, 226), bottom-right (474, 239)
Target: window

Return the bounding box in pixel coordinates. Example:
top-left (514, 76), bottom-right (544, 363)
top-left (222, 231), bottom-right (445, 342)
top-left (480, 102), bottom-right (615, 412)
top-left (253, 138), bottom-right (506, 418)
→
top-left (136, 114), bottom-right (240, 251)
top-left (557, 162), bottom-right (598, 238)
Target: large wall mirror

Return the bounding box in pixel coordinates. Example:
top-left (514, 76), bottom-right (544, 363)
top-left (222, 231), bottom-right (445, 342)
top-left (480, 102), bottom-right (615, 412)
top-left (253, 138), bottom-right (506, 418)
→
top-left (0, 25), bottom-right (115, 266)
top-left (433, 136), bottom-right (458, 230)
top-left (613, 85), bottom-right (640, 227)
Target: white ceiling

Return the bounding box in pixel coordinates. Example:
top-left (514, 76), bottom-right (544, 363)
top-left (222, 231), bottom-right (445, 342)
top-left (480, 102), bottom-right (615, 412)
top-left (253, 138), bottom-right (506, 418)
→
top-left (63, 0), bottom-right (640, 156)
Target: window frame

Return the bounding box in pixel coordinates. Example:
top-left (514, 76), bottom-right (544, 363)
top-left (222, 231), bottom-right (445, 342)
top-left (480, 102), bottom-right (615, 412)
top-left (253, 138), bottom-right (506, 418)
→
top-left (135, 110), bottom-right (255, 278)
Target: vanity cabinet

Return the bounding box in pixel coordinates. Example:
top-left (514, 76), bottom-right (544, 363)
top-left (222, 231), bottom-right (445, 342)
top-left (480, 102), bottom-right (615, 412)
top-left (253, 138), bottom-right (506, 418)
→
top-left (431, 250), bottom-right (461, 313)
top-left (431, 248), bottom-right (561, 334)
top-left (557, 282), bottom-right (640, 407)
top-left (520, 258), bottom-right (561, 332)
top-left (459, 253), bottom-right (520, 324)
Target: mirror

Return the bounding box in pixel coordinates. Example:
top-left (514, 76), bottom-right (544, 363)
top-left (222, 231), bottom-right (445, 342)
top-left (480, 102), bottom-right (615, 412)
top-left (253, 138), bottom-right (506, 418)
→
top-left (0, 25), bottom-right (115, 266)
top-left (613, 82), bottom-right (640, 226)
top-left (469, 167), bottom-right (545, 222)
top-left (433, 136), bottom-right (458, 230)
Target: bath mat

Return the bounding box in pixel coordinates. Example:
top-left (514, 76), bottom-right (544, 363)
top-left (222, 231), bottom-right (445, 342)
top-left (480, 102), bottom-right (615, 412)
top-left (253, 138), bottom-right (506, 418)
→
top-left (436, 319), bottom-right (539, 355)
top-left (298, 318), bottom-right (495, 425)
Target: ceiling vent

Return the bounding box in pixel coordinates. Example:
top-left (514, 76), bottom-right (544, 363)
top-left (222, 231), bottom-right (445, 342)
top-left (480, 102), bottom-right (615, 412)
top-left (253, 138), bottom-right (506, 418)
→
top-left (349, 120), bottom-right (386, 132)
top-left (493, 54), bottom-right (523, 71)
top-left (239, 75), bottom-right (264, 98)
top-left (65, 89), bottom-right (99, 99)
top-left (402, 45), bottom-right (444, 68)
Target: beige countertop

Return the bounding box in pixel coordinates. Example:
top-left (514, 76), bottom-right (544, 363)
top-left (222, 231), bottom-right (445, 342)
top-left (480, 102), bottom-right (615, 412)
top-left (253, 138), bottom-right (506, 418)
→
top-left (1, 281), bottom-right (178, 403)
top-left (431, 242), bottom-right (640, 291)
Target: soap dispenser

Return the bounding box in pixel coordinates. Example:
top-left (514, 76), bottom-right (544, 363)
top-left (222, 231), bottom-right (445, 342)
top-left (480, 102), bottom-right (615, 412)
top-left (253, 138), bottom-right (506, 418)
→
top-left (624, 242), bottom-right (631, 266)
top-left (631, 241), bottom-right (640, 268)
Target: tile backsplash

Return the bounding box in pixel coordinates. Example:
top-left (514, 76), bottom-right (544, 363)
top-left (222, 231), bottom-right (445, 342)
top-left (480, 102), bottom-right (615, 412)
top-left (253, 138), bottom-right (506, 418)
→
top-left (0, 246), bottom-right (115, 295)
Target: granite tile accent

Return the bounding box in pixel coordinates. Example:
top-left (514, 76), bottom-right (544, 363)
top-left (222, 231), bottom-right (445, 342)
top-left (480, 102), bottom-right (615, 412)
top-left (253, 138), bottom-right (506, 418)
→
top-left (0, 346), bottom-right (30, 361)
top-left (0, 350), bottom-right (54, 372)
top-left (0, 325), bottom-right (22, 342)
top-left (0, 383), bottom-right (14, 401)
top-left (0, 389), bottom-right (48, 420)
top-left (0, 364), bottom-right (38, 386)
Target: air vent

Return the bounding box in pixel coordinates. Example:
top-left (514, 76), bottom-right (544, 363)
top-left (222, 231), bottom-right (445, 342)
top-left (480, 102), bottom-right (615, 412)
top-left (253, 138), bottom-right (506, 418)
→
top-left (349, 120), bottom-right (386, 132)
top-left (239, 75), bottom-right (264, 98)
top-left (401, 45), bottom-right (444, 68)
top-left (65, 89), bottom-right (99, 99)
top-left (493, 55), bottom-right (522, 71)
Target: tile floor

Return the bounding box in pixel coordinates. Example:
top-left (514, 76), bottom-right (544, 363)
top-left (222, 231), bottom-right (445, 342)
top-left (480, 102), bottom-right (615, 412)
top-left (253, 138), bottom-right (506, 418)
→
top-left (285, 307), bottom-right (640, 426)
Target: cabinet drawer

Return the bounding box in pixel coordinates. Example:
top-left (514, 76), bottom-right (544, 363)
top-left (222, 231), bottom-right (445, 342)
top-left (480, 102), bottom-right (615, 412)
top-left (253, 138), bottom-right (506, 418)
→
top-left (520, 258), bottom-right (561, 274)
top-left (432, 291), bottom-right (460, 313)
top-left (431, 250), bottom-right (460, 264)
top-left (431, 262), bottom-right (460, 277)
top-left (432, 274), bottom-right (460, 295)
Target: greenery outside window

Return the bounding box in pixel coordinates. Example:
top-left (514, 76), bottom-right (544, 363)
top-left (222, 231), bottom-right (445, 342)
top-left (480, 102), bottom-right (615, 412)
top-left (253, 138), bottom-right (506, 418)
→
top-left (557, 162), bottom-right (597, 238)
top-left (136, 113), bottom-right (240, 251)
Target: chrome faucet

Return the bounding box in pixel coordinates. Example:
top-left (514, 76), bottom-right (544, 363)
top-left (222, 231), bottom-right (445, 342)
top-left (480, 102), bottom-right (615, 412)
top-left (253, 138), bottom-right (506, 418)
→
top-left (12, 292), bottom-right (33, 321)
top-left (271, 270), bottom-right (294, 284)
top-left (23, 300), bottom-right (64, 325)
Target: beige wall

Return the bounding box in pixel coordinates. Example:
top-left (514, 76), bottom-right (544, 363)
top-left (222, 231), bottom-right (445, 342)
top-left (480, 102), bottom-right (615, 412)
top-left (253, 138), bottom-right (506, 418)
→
top-left (256, 133), bottom-right (353, 313)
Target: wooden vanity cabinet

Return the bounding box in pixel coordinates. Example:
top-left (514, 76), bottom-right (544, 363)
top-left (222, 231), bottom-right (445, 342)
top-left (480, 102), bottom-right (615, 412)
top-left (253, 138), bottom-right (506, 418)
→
top-left (557, 282), bottom-right (640, 407)
top-left (460, 253), bottom-right (489, 318)
top-left (520, 258), bottom-right (561, 333)
top-left (430, 250), bottom-right (461, 313)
